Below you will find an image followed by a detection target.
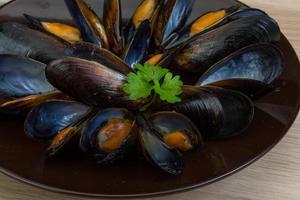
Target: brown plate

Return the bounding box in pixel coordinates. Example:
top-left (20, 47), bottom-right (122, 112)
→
top-left (0, 0), bottom-right (299, 198)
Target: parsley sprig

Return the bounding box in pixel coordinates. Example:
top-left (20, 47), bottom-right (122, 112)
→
top-left (123, 63), bottom-right (183, 105)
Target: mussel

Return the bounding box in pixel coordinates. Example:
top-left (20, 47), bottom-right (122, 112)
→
top-left (203, 79), bottom-right (273, 100)
top-left (0, 22), bottom-right (132, 68)
top-left (70, 42), bottom-right (133, 75)
top-left (172, 87), bottom-right (254, 139)
top-left (123, 0), bottom-right (162, 44)
top-left (149, 112), bottom-right (203, 152)
top-left (80, 108), bottom-right (137, 164)
top-left (122, 20), bottom-right (152, 69)
top-left (165, 7), bottom-right (267, 49)
top-left (25, 100), bottom-right (90, 140)
top-left (3, 0), bottom-right (285, 176)
top-left (170, 15), bottom-right (281, 73)
top-left (64, 0), bottom-right (109, 49)
top-left (24, 14), bottom-right (82, 43)
top-left (154, 0), bottom-right (196, 47)
top-left (46, 57), bottom-right (147, 110)
top-left (103, 0), bottom-right (123, 56)
top-left (0, 54), bottom-right (63, 115)
top-left (0, 22), bottom-right (72, 63)
top-left (138, 115), bottom-right (183, 175)
top-left (196, 43), bottom-right (283, 98)
top-left (145, 53), bottom-right (164, 65)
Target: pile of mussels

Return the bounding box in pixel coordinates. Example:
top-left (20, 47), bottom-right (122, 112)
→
top-left (0, 0), bottom-right (283, 175)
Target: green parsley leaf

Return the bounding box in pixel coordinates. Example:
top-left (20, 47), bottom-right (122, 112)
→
top-left (135, 63), bottom-right (169, 82)
top-left (123, 63), bottom-right (183, 105)
top-left (123, 72), bottom-right (152, 100)
top-left (154, 72), bottom-right (183, 103)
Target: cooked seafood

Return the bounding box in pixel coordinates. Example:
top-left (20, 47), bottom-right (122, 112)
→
top-left (103, 0), bottom-right (123, 55)
top-left (0, 54), bottom-right (63, 115)
top-left (0, 0), bottom-right (284, 175)
top-left (124, 0), bottom-right (162, 44)
top-left (154, 0), bottom-right (196, 47)
top-left (80, 108), bottom-right (137, 163)
top-left (165, 7), bottom-right (267, 48)
top-left (24, 14), bottom-right (82, 43)
top-left (25, 100), bottom-right (90, 140)
top-left (123, 20), bottom-right (152, 69)
top-left (138, 115), bottom-right (183, 175)
top-left (149, 112), bottom-right (203, 151)
top-left (0, 22), bottom-right (72, 63)
top-left (64, 0), bottom-right (109, 49)
top-left (170, 15), bottom-right (281, 73)
top-left (196, 43), bottom-right (283, 98)
top-left (46, 57), bottom-right (148, 110)
top-left (172, 87), bottom-right (254, 139)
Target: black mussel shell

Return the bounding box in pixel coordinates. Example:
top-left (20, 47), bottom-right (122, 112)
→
top-left (0, 55), bottom-right (54, 98)
top-left (0, 54), bottom-right (61, 115)
top-left (154, 0), bottom-right (196, 47)
top-left (80, 108), bottom-right (137, 164)
top-left (25, 100), bottom-right (90, 140)
top-left (0, 22), bottom-right (128, 67)
top-left (165, 7), bottom-right (266, 49)
top-left (24, 14), bottom-right (82, 43)
top-left (138, 115), bottom-right (183, 175)
top-left (149, 111), bottom-right (203, 152)
top-left (46, 57), bottom-right (148, 110)
top-left (0, 22), bottom-right (72, 63)
top-left (197, 44), bottom-right (283, 86)
top-left (47, 109), bottom-right (93, 157)
top-left (172, 87), bottom-right (254, 139)
top-left (204, 78), bottom-right (273, 100)
top-left (103, 0), bottom-right (123, 56)
top-left (123, 0), bottom-right (162, 45)
top-left (71, 42), bottom-right (133, 75)
top-left (171, 15), bottom-right (281, 73)
top-left (64, 0), bottom-right (109, 49)
top-left (123, 20), bottom-right (152, 69)
top-left (196, 44), bottom-right (283, 98)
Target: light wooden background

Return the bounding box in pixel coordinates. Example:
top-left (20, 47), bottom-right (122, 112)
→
top-left (0, 0), bottom-right (299, 199)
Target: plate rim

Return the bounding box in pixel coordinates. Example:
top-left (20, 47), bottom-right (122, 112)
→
top-left (0, 0), bottom-right (299, 198)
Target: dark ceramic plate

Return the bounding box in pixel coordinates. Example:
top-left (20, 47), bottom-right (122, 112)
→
top-left (0, 0), bottom-right (299, 198)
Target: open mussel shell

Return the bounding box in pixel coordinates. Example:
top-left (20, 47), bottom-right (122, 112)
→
top-left (154, 0), bottom-right (196, 47)
top-left (79, 108), bottom-right (137, 164)
top-left (122, 20), bottom-right (152, 69)
top-left (24, 14), bottom-right (82, 43)
top-left (196, 43), bottom-right (283, 98)
top-left (0, 54), bottom-right (62, 115)
top-left (149, 112), bottom-right (203, 152)
top-left (64, 0), bottom-right (109, 49)
top-left (171, 15), bottom-right (281, 74)
top-left (103, 0), bottom-right (123, 56)
top-left (0, 22), bottom-right (72, 63)
top-left (47, 109), bottom-right (93, 157)
top-left (123, 0), bottom-right (162, 44)
top-left (46, 57), bottom-right (146, 110)
top-left (137, 115), bottom-right (183, 175)
top-left (25, 100), bottom-right (90, 140)
top-left (197, 44), bottom-right (283, 85)
top-left (172, 87), bottom-right (254, 139)
top-left (204, 79), bottom-right (273, 100)
top-left (71, 42), bottom-right (133, 75)
top-left (165, 7), bottom-right (267, 49)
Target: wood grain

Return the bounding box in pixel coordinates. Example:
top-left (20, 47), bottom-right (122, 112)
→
top-left (0, 0), bottom-right (299, 199)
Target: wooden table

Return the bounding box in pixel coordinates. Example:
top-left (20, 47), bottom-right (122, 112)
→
top-left (0, 0), bottom-right (299, 199)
